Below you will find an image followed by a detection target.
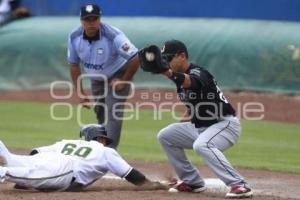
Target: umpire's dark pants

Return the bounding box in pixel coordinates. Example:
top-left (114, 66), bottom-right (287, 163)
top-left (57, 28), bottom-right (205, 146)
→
top-left (91, 70), bottom-right (130, 149)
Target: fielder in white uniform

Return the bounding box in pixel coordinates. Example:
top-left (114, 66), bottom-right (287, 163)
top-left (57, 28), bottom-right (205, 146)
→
top-left (0, 124), bottom-right (164, 191)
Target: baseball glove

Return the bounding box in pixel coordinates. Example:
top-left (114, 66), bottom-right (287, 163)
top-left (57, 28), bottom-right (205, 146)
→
top-left (138, 45), bottom-right (169, 74)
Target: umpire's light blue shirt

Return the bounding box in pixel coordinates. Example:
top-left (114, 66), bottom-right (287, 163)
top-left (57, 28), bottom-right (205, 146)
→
top-left (67, 23), bottom-right (138, 80)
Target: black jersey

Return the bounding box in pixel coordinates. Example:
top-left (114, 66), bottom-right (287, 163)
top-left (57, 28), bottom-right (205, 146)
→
top-left (175, 63), bottom-right (235, 128)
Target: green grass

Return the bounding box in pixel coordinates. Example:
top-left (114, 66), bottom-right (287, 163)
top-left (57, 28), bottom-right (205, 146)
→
top-left (0, 101), bottom-right (96, 148)
top-left (0, 101), bottom-right (300, 173)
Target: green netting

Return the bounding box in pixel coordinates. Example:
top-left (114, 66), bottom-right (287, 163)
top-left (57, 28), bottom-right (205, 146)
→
top-left (0, 17), bottom-right (300, 94)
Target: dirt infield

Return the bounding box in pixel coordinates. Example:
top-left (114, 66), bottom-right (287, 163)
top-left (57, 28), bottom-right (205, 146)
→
top-left (1, 89), bottom-right (300, 199)
top-left (1, 150), bottom-right (300, 200)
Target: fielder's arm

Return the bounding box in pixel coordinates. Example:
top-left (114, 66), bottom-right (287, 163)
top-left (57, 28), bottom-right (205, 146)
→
top-left (163, 69), bottom-right (192, 89)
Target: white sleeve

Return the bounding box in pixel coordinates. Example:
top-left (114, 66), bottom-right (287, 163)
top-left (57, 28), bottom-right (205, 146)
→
top-left (103, 147), bottom-right (132, 178)
top-left (114, 34), bottom-right (138, 60)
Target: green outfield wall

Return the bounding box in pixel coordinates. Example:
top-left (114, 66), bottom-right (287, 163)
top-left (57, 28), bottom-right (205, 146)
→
top-left (0, 17), bottom-right (299, 94)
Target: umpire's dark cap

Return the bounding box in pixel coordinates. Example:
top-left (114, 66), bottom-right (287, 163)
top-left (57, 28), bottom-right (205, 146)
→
top-left (161, 40), bottom-right (189, 59)
top-left (80, 4), bottom-right (102, 18)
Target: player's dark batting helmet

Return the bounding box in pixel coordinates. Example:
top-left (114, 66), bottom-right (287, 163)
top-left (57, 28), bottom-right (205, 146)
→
top-left (80, 124), bottom-right (113, 144)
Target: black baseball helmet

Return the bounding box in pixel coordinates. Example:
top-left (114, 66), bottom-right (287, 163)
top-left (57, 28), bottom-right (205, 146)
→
top-left (161, 39), bottom-right (189, 62)
top-left (80, 124), bottom-right (113, 145)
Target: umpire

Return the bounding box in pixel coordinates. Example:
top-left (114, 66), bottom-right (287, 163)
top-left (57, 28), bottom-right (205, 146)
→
top-left (67, 4), bottom-right (139, 149)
